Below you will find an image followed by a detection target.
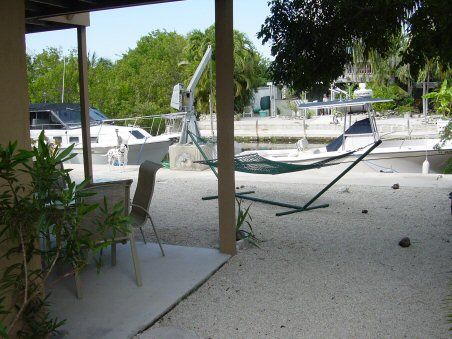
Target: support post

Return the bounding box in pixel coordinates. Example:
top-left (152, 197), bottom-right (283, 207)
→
top-left (0, 1), bottom-right (29, 149)
top-left (77, 26), bottom-right (93, 182)
top-left (0, 1), bottom-right (41, 331)
top-left (215, 0), bottom-right (236, 255)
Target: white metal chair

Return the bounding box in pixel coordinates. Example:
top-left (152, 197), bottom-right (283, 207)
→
top-left (130, 160), bottom-right (165, 257)
top-left (75, 179), bottom-right (141, 299)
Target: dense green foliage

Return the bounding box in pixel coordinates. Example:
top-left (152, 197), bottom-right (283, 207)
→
top-left (423, 79), bottom-right (452, 116)
top-left (28, 48), bottom-right (79, 104)
top-left (27, 29), bottom-right (269, 118)
top-left (111, 31), bottom-right (186, 117)
top-left (368, 82), bottom-right (414, 112)
top-left (259, 0), bottom-right (451, 92)
top-left (183, 26), bottom-right (269, 114)
top-left (0, 132), bottom-right (129, 337)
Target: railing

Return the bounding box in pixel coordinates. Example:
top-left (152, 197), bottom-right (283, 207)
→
top-left (337, 63), bottom-right (373, 83)
top-left (100, 112), bottom-right (186, 136)
top-left (30, 112), bottom-right (187, 137)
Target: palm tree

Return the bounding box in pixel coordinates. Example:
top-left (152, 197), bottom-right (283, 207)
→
top-left (183, 25), bottom-right (269, 114)
top-left (367, 34), bottom-right (412, 89)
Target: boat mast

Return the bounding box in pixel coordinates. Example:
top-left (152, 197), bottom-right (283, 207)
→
top-left (61, 56), bottom-right (66, 103)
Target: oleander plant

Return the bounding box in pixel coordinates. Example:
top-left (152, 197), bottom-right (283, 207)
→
top-left (0, 131), bottom-right (129, 338)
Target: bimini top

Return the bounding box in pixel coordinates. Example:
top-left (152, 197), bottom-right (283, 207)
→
top-left (29, 103), bottom-right (108, 128)
top-left (294, 97), bottom-right (392, 111)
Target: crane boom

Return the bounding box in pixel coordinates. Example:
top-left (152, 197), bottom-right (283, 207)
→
top-left (170, 45), bottom-right (212, 144)
top-left (187, 45), bottom-right (212, 93)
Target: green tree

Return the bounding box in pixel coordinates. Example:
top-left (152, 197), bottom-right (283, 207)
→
top-left (109, 30), bottom-right (186, 118)
top-left (366, 35), bottom-right (412, 88)
top-left (183, 25), bottom-right (269, 114)
top-left (27, 27), bottom-right (270, 119)
top-left (28, 48), bottom-right (79, 104)
top-left (27, 49), bottom-right (112, 110)
top-left (423, 79), bottom-right (452, 116)
top-left (88, 53), bottom-right (115, 113)
top-left (259, 0), bottom-right (452, 92)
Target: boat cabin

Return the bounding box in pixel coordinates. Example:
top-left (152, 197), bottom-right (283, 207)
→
top-left (29, 103), bottom-right (108, 130)
top-left (295, 98), bottom-right (391, 153)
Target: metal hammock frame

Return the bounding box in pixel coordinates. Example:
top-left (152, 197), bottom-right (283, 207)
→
top-left (188, 131), bottom-right (381, 216)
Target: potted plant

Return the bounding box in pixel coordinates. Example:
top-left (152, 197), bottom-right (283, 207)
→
top-left (0, 131), bottom-right (129, 338)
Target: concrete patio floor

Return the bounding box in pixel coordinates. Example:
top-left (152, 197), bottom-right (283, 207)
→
top-left (48, 242), bottom-right (229, 338)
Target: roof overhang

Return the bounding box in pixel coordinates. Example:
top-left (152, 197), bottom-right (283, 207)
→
top-left (25, 0), bottom-right (182, 34)
top-left (27, 13), bottom-right (90, 34)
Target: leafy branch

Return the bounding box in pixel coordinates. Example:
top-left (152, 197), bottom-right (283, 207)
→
top-left (0, 131), bottom-right (131, 338)
top-left (235, 198), bottom-right (259, 247)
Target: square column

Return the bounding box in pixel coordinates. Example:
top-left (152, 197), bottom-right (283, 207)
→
top-left (77, 26), bottom-right (93, 181)
top-left (215, 0), bottom-right (236, 255)
top-left (0, 1), bottom-right (29, 149)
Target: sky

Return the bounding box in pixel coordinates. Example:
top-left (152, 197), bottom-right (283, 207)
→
top-left (26, 0), bottom-right (272, 61)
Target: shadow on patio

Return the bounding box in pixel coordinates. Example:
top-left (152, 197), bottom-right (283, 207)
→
top-left (49, 242), bottom-right (229, 338)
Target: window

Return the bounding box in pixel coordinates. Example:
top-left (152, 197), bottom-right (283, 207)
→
top-left (91, 137), bottom-right (98, 143)
top-left (129, 130), bottom-right (145, 139)
top-left (29, 111), bottom-right (63, 129)
top-left (53, 136), bottom-right (62, 145)
top-left (69, 137), bottom-right (79, 144)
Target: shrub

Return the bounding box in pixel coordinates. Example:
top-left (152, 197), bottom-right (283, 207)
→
top-left (368, 82), bottom-right (413, 112)
top-left (423, 79), bottom-right (452, 116)
top-left (0, 132), bottom-right (129, 337)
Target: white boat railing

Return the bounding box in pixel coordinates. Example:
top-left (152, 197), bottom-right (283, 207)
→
top-left (97, 112), bottom-right (186, 136)
top-left (30, 112), bottom-right (187, 138)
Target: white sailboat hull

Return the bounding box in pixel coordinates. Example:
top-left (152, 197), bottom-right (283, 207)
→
top-left (67, 139), bottom-right (173, 165)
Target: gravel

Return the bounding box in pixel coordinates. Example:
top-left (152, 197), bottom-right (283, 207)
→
top-left (69, 165), bottom-right (452, 338)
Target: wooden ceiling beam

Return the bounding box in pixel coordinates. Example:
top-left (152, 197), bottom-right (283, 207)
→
top-left (25, 0), bottom-right (182, 20)
top-left (29, 0), bottom-right (71, 8)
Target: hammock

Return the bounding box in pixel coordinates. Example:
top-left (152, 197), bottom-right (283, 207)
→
top-left (187, 130), bottom-right (381, 216)
top-left (196, 150), bottom-right (355, 175)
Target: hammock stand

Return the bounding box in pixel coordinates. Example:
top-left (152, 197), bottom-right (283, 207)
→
top-left (188, 131), bottom-right (381, 216)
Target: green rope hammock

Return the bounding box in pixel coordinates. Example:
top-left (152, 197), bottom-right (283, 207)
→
top-left (188, 130), bottom-right (382, 216)
top-left (196, 150), bottom-right (356, 175)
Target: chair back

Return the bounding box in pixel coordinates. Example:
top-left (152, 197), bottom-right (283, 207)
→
top-left (130, 161), bottom-right (162, 225)
top-left (78, 180), bottom-right (132, 241)
top-left (55, 161), bottom-right (68, 190)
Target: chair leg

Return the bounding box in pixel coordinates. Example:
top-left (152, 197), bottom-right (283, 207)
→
top-left (139, 227), bottom-right (147, 244)
top-left (148, 215), bottom-right (165, 256)
top-left (111, 243), bottom-right (117, 266)
top-left (129, 235), bottom-right (142, 286)
top-left (74, 269), bottom-right (83, 299)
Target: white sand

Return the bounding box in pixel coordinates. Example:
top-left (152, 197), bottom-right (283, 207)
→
top-left (69, 165), bottom-right (452, 338)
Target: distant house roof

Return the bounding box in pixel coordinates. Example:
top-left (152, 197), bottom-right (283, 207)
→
top-left (25, 0), bottom-right (181, 33)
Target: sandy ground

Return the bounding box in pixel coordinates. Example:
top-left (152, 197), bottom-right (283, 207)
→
top-left (68, 165), bottom-right (451, 338)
